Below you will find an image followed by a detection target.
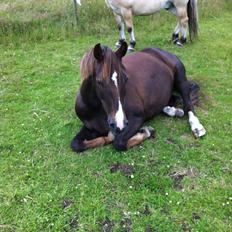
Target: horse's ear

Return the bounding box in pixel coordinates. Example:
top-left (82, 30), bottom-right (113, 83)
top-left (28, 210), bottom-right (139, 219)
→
top-left (93, 43), bottom-right (104, 61)
top-left (115, 41), bottom-right (128, 59)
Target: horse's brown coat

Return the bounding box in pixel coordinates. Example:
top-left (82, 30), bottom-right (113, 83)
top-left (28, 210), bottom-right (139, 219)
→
top-left (71, 42), bottom-right (198, 152)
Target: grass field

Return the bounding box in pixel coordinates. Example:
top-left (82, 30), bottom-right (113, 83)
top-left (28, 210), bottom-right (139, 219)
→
top-left (0, 0), bottom-right (232, 231)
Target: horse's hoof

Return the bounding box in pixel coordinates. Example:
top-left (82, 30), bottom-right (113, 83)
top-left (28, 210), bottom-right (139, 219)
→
top-left (192, 126), bottom-right (206, 138)
top-left (163, 106), bottom-right (184, 117)
top-left (71, 139), bottom-right (86, 153)
top-left (175, 108), bottom-right (185, 117)
top-left (176, 41), bottom-right (184, 47)
top-left (139, 126), bottom-right (155, 138)
top-left (115, 39), bottom-right (126, 48)
top-left (172, 33), bottom-right (179, 44)
top-left (115, 42), bottom-right (121, 48)
top-left (127, 47), bottom-right (135, 53)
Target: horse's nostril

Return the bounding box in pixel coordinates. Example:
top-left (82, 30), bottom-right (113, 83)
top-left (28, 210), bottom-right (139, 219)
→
top-left (115, 127), bottom-right (121, 134)
top-left (109, 123), bottom-right (116, 130)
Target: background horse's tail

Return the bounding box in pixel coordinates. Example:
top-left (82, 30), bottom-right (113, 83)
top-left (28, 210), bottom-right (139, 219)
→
top-left (187, 0), bottom-right (198, 41)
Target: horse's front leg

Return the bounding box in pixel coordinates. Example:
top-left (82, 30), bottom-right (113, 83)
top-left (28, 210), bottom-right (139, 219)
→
top-left (113, 117), bottom-right (154, 151)
top-left (71, 125), bottom-right (100, 152)
top-left (121, 8), bottom-right (136, 52)
top-left (114, 13), bottom-right (126, 48)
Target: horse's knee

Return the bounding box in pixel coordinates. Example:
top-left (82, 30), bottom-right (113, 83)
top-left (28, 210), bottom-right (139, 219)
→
top-left (180, 16), bottom-right (188, 25)
top-left (127, 27), bottom-right (132, 33)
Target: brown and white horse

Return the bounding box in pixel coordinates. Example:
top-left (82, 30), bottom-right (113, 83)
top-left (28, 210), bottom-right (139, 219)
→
top-left (105, 0), bottom-right (198, 51)
top-left (71, 42), bottom-right (205, 152)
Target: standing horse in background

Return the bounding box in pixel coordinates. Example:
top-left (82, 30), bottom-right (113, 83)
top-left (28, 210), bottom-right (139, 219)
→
top-left (71, 42), bottom-right (205, 152)
top-left (105, 0), bottom-right (198, 51)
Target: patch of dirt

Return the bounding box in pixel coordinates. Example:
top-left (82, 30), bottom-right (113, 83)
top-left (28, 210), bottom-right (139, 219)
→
top-left (62, 199), bottom-right (73, 209)
top-left (69, 214), bottom-right (79, 230)
top-left (170, 168), bottom-right (196, 191)
top-left (120, 218), bottom-right (132, 232)
top-left (166, 138), bottom-right (175, 145)
top-left (140, 204), bottom-right (151, 216)
top-left (145, 225), bottom-right (157, 232)
top-left (181, 221), bottom-right (191, 232)
top-left (100, 217), bottom-right (114, 232)
top-left (110, 163), bottom-right (135, 176)
top-left (192, 212), bottom-right (201, 223)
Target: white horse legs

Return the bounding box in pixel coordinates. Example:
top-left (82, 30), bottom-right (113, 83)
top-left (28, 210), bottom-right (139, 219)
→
top-left (163, 106), bottom-right (206, 138)
top-left (188, 111), bottom-right (206, 138)
top-left (115, 8), bottom-right (136, 52)
top-left (114, 14), bottom-right (126, 48)
top-left (172, 6), bottom-right (188, 46)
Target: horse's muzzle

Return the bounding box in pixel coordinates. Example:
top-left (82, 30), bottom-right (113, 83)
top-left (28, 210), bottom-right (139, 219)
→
top-left (108, 117), bottom-right (128, 135)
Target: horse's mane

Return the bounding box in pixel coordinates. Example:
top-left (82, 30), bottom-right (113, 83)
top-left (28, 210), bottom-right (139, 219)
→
top-left (80, 49), bottom-right (95, 82)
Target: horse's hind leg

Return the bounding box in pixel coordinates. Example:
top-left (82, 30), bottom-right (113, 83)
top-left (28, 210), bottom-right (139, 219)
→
top-left (127, 127), bottom-right (155, 149)
top-left (174, 63), bottom-right (206, 138)
top-left (166, 3), bottom-right (180, 44)
top-left (172, 22), bottom-right (181, 44)
top-left (121, 8), bottom-right (136, 52)
top-left (174, 3), bottom-right (189, 46)
top-left (114, 14), bottom-right (126, 48)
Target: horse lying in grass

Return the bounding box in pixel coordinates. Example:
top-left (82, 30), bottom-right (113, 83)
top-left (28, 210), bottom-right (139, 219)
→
top-left (71, 42), bottom-right (205, 152)
top-left (105, 0), bottom-right (198, 51)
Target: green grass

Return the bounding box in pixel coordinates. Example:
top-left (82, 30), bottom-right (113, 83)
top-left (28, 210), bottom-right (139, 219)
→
top-left (1, 0), bottom-right (232, 231)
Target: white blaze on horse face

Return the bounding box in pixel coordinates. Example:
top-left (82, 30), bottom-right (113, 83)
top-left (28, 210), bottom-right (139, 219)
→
top-left (111, 71), bottom-right (126, 130)
top-left (115, 100), bottom-right (125, 130)
top-left (111, 71), bottom-right (118, 87)
top-left (188, 111), bottom-right (206, 138)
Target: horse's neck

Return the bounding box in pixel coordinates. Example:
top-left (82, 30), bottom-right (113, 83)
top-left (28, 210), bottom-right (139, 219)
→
top-left (80, 76), bottom-right (101, 107)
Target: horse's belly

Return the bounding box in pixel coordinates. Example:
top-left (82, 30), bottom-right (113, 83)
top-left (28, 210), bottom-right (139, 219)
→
top-left (144, 81), bottom-right (173, 118)
top-left (132, 1), bottom-right (165, 15)
top-left (106, 0), bottom-right (121, 15)
top-left (106, 0), bottom-right (169, 15)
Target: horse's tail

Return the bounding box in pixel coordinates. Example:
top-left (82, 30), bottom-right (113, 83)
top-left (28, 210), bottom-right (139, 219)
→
top-left (169, 81), bottom-right (200, 106)
top-left (187, 0), bottom-right (198, 41)
top-left (189, 81), bottom-right (200, 105)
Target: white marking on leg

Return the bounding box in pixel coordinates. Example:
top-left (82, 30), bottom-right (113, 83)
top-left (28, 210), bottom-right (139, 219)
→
top-left (119, 23), bottom-right (126, 41)
top-left (111, 71), bottom-right (126, 131)
top-left (128, 30), bottom-right (135, 51)
top-left (174, 23), bottom-right (180, 35)
top-left (163, 106), bottom-right (184, 117)
top-left (130, 30), bottom-right (135, 42)
top-left (188, 111), bottom-right (206, 138)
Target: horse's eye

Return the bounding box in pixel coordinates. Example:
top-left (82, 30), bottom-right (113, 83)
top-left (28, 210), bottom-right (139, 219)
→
top-left (96, 79), bottom-right (103, 85)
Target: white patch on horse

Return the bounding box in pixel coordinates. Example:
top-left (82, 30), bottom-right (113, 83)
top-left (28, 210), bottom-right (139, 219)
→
top-left (115, 100), bottom-right (125, 130)
top-left (188, 111), bottom-right (206, 138)
top-left (163, 106), bottom-right (184, 117)
top-left (111, 71), bottom-right (125, 130)
top-left (111, 71), bottom-right (118, 87)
